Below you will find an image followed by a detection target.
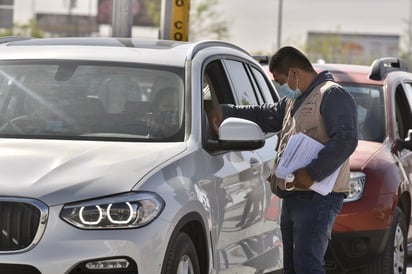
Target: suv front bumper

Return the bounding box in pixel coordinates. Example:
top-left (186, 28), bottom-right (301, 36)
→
top-left (0, 205), bottom-right (170, 274)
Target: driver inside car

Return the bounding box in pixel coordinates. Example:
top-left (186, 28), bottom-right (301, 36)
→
top-left (148, 87), bottom-right (180, 138)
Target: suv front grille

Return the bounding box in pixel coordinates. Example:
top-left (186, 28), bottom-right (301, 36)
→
top-left (0, 197), bottom-right (48, 253)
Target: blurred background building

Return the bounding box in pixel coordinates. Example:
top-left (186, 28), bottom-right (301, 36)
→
top-left (1, 0), bottom-right (412, 66)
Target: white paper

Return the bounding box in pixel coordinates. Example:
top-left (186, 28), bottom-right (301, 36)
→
top-left (275, 132), bottom-right (342, 196)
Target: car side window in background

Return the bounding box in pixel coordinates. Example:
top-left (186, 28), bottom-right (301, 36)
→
top-left (344, 84), bottom-right (383, 142)
top-left (222, 59), bottom-right (258, 105)
top-left (402, 82), bottom-right (412, 112)
top-left (394, 84), bottom-right (412, 140)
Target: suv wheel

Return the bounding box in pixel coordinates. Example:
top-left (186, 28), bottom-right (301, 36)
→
top-left (162, 232), bottom-right (200, 274)
top-left (366, 207), bottom-right (407, 274)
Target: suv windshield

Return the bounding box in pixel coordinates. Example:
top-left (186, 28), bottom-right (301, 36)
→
top-left (343, 84), bottom-right (384, 142)
top-left (0, 61), bottom-right (185, 141)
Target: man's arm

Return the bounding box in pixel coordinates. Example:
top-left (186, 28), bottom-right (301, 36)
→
top-left (208, 99), bottom-right (287, 136)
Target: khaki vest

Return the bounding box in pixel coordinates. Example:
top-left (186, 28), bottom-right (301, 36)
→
top-left (271, 81), bottom-right (350, 194)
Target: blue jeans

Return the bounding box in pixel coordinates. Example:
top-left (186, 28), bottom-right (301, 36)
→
top-left (280, 191), bottom-right (344, 274)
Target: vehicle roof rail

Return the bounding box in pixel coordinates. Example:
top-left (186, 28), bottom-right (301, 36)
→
top-left (0, 36), bottom-right (33, 44)
top-left (188, 40), bottom-right (250, 60)
top-left (253, 55), bottom-right (270, 64)
top-left (369, 57), bottom-right (408, 81)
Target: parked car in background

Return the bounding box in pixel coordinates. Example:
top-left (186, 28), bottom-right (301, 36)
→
top-left (0, 37), bottom-right (283, 274)
top-left (258, 55), bottom-right (412, 274)
top-left (315, 59), bottom-right (412, 274)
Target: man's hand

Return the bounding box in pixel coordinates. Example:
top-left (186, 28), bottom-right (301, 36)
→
top-left (292, 168), bottom-right (314, 190)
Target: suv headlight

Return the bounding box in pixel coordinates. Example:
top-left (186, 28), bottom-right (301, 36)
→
top-left (60, 192), bottom-right (164, 229)
top-left (344, 172), bottom-right (366, 203)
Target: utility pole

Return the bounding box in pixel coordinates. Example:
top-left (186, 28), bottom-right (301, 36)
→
top-left (0, 0), bottom-right (14, 29)
top-left (409, 0), bottom-right (412, 60)
top-left (277, 0), bottom-right (283, 50)
top-left (112, 0), bottom-right (132, 37)
top-left (160, 0), bottom-right (190, 41)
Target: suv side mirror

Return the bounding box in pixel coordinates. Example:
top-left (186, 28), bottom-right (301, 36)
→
top-left (206, 117), bottom-right (265, 151)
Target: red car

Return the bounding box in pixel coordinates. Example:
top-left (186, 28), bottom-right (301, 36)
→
top-left (259, 56), bottom-right (412, 274)
top-left (314, 59), bottom-right (412, 274)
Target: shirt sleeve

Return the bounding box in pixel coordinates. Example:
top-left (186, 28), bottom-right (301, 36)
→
top-left (221, 98), bottom-right (287, 133)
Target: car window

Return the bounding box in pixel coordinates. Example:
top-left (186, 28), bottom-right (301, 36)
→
top-left (0, 61), bottom-right (185, 141)
top-left (203, 60), bottom-right (235, 105)
top-left (202, 58), bottom-right (277, 145)
top-left (394, 84), bottom-right (412, 140)
top-left (222, 59), bottom-right (258, 105)
top-left (202, 60), bottom-right (236, 142)
top-left (343, 84), bottom-right (385, 142)
top-left (249, 66), bottom-right (277, 104)
top-left (402, 82), bottom-right (412, 113)
top-left (245, 66), bottom-right (264, 104)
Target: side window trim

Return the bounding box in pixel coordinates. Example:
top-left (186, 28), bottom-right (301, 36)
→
top-left (249, 64), bottom-right (279, 103)
top-left (244, 64), bottom-right (264, 104)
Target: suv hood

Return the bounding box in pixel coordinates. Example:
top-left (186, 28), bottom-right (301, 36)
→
top-left (0, 139), bottom-right (186, 205)
top-left (350, 140), bottom-right (385, 170)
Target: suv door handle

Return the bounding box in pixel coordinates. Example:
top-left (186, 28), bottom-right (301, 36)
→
top-left (250, 157), bottom-right (261, 174)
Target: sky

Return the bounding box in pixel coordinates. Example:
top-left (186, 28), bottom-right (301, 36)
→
top-left (11, 0), bottom-right (412, 55)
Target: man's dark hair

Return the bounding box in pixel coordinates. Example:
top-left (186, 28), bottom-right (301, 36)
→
top-left (269, 46), bottom-right (315, 75)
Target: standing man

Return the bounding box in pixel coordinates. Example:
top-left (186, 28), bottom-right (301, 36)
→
top-left (208, 46), bottom-right (358, 273)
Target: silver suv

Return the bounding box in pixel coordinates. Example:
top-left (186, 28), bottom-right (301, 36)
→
top-left (0, 37), bottom-right (282, 274)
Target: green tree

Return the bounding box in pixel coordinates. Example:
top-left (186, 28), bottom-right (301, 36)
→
top-left (0, 19), bottom-right (44, 38)
top-left (143, 0), bottom-right (162, 26)
top-left (399, 18), bottom-right (412, 70)
top-left (305, 32), bottom-right (376, 65)
top-left (306, 33), bottom-right (342, 64)
top-left (189, 0), bottom-right (229, 41)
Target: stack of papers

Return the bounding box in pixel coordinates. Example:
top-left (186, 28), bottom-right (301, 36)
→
top-left (275, 132), bottom-right (341, 196)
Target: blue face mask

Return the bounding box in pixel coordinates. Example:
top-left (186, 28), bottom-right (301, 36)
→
top-left (280, 83), bottom-right (301, 100)
top-left (279, 72), bottom-right (301, 100)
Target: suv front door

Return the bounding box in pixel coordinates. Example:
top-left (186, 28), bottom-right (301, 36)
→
top-left (201, 58), bottom-right (281, 272)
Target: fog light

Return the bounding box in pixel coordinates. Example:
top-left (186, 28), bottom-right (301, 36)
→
top-left (85, 258), bottom-right (130, 270)
top-left (343, 238), bottom-right (369, 257)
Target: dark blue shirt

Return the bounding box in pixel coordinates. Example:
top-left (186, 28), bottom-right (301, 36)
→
top-left (222, 71), bottom-right (358, 182)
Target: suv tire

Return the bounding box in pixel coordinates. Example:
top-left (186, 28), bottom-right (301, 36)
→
top-left (366, 207), bottom-right (407, 274)
top-left (162, 231), bottom-right (200, 274)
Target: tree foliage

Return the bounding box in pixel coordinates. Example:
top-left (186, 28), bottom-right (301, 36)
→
top-left (143, 0), bottom-right (162, 27)
top-left (0, 19), bottom-right (44, 38)
top-left (306, 33), bottom-right (343, 64)
top-left (189, 0), bottom-right (229, 41)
